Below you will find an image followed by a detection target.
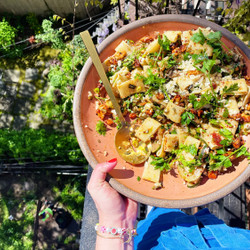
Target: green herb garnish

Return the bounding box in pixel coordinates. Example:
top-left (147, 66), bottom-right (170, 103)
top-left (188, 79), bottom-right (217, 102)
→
top-left (96, 120), bottom-right (107, 136)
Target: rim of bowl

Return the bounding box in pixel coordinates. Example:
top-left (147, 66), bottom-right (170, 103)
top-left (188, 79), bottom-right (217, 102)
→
top-left (73, 14), bottom-right (250, 208)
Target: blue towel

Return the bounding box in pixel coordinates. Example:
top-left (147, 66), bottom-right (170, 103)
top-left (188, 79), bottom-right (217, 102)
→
top-left (134, 208), bottom-right (250, 250)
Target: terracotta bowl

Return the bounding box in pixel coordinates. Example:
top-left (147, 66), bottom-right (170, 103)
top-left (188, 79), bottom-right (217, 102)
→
top-left (73, 15), bottom-right (250, 208)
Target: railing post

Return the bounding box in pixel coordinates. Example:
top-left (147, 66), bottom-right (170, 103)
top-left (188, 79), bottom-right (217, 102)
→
top-left (165, 0), bottom-right (170, 14)
top-left (136, 0), bottom-right (139, 20)
top-left (193, 0), bottom-right (201, 16)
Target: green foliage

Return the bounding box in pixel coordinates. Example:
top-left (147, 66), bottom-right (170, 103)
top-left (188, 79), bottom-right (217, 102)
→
top-left (0, 19), bottom-right (16, 53)
top-left (0, 198), bottom-right (35, 249)
top-left (223, 0), bottom-right (250, 43)
top-left (40, 34), bottom-right (89, 122)
top-left (36, 19), bottom-right (65, 49)
top-left (53, 176), bottom-right (85, 221)
top-left (0, 128), bottom-right (87, 165)
top-left (26, 13), bottom-right (43, 35)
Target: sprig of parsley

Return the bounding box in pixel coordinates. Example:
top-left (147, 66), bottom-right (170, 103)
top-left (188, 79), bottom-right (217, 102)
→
top-left (96, 120), bottom-right (107, 136)
top-left (181, 111), bottom-right (195, 125)
top-left (151, 155), bottom-right (171, 171)
top-left (221, 83), bottom-right (239, 95)
top-left (209, 145), bottom-right (250, 170)
top-left (158, 34), bottom-right (171, 52)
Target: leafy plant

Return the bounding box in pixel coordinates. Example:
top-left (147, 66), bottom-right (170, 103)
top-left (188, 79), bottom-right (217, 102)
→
top-left (36, 19), bottom-right (66, 49)
top-left (0, 19), bottom-right (17, 54)
top-left (40, 34), bottom-right (88, 122)
top-left (223, 0), bottom-right (250, 44)
top-left (0, 128), bottom-right (88, 165)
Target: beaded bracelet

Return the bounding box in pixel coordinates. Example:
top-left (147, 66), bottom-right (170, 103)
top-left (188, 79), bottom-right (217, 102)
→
top-left (95, 223), bottom-right (137, 243)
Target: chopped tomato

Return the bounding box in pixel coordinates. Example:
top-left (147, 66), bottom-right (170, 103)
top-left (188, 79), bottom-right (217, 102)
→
top-left (129, 113), bottom-right (137, 119)
top-left (208, 170), bottom-right (218, 179)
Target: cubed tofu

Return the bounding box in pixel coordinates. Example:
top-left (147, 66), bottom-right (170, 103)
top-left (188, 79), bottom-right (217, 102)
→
top-left (164, 102), bottom-right (185, 123)
top-left (142, 157), bottom-right (161, 183)
top-left (144, 39), bottom-right (160, 55)
top-left (135, 117), bottom-right (161, 142)
top-left (117, 79), bottom-right (145, 99)
top-left (220, 79), bottom-right (248, 96)
top-left (163, 31), bottom-right (181, 43)
top-left (115, 40), bottom-right (131, 55)
top-left (163, 134), bottom-right (179, 152)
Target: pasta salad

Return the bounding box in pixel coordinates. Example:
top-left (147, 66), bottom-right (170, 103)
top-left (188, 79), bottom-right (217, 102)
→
top-left (89, 27), bottom-right (250, 188)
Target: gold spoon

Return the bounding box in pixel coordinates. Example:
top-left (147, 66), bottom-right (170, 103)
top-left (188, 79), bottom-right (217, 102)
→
top-left (80, 31), bottom-right (151, 164)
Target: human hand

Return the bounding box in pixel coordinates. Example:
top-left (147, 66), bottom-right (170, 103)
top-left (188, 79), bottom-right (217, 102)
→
top-left (87, 158), bottom-right (138, 229)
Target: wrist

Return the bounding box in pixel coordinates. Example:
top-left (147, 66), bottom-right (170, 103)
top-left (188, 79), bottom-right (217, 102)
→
top-left (99, 217), bottom-right (136, 229)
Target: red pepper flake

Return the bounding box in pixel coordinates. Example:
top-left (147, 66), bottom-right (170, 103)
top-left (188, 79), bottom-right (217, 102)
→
top-left (212, 132), bottom-right (223, 147)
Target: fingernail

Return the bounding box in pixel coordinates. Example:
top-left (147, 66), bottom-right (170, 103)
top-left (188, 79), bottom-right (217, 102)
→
top-left (108, 158), bottom-right (117, 163)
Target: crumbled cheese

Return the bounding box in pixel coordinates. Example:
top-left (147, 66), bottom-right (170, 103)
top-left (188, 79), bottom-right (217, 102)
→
top-left (88, 91), bottom-right (93, 100)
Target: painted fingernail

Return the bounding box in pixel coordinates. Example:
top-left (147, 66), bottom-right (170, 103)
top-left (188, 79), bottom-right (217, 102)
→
top-left (108, 158), bottom-right (117, 163)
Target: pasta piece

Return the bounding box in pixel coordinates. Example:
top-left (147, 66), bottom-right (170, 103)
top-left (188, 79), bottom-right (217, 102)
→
top-left (177, 136), bottom-right (202, 184)
top-left (176, 74), bottom-right (202, 91)
top-left (241, 123), bottom-right (250, 134)
top-left (117, 79), bottom-right (145, 99)
top-left (178, 165), bottom-right (204, 184)
top-left (163, 31), bottom-right (181, 43)
top-left (218, 119), bottom-right (238, 136)
top-left (135, 117), bottom-right (161, 142)
top-left (176, 128), bottom-right (189, 145)
top-left (201, 125), bottom-right (221, 150)
top-left (220, 79), bottom-right (248, 96)
top-left (144, 39), bottom-right (160, 55)
top-left (181, 30), bottom-right (193, 45)
top-left (182, 136), bottom-right (200, 161)
top-left (115, 40), bottom-right (132, 55)
top-left (162, 133), bottom-right (179, 152)
top-left (142, 157), bottom-right (161, 183)
top-left (219, 96), bottom-right (240, 116)
top-left (164, 102), bottom-right (185, 123)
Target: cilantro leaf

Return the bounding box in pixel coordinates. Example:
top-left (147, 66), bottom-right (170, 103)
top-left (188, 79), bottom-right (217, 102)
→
top-left (96, 120), bottom-right (107, 136)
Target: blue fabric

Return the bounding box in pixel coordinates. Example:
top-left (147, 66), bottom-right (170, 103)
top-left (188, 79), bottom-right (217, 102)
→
top-left (134, 208), bottom-right (250, 250)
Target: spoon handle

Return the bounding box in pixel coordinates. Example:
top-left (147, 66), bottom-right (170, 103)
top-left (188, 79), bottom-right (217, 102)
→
top-left (80, 31), bottom-right (126, 126)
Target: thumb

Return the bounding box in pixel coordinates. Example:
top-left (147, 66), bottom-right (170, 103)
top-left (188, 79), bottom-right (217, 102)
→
top-left (89, 158), bottom-right (117, 186)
